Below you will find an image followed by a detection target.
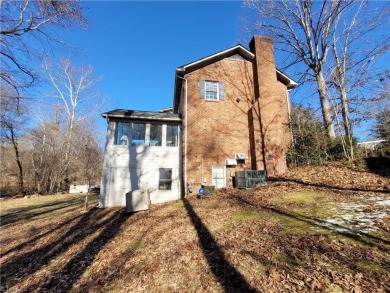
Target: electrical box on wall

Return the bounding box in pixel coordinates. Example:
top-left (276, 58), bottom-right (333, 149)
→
top-left (226, 159), bottom-right (237, 166)
top-left (235, 153), bottom-right (248, 160)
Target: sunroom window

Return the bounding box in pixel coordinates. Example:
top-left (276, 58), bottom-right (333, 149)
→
top-left (166, 125), bottom-right (179, 147)
top-left (115, 122), bottom-right (130, 145)
top-left (131, 123), bottom-right (146, 145)
top-left (149, 124), bottom-right (162, 146)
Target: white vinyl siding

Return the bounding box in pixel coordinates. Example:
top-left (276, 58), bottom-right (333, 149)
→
top-left (100, 121), bottom-right (181, 207)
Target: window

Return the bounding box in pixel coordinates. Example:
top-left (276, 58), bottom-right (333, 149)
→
top-left (200, 80), bottom-right (225, 101)
top-left (131, 123), bottom-right (146, 145)
top-left (149, 124), bottom-right (162, 146)
top-left (115, 122), bottom-right (130, 145)
top-left (166, 125), bottom-right (179, 147)
top-left (205, 81), bottom-right (219, 100)
top-left (159, 168), bottom-right (172, 190)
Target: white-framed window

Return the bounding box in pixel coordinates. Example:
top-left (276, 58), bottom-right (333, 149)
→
top-left (115, 122), bottom-right (130, 145)
top-left (159, 168), bottom-right (172, 190)
top-left (131, 123), bottom-right (146, 145)
top-left (200, 80), bottom-right (225, 101)
top-left (166, 125), bottom-right (179, 147)
top-left (114, 122), bottom-right (179, 147)
top-left (205, 81), bottom-right (219, 100)
top-left (149, 124), bottom-right (162, 146)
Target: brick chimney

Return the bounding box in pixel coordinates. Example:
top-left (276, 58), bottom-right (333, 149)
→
top-left (248, 36), bottom-right (291, 176)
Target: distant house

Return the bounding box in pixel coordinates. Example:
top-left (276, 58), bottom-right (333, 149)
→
top-left (99, 36), bottom-right (297, 208)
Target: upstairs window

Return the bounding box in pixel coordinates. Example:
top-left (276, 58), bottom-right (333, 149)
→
top-left (115, 122), bottom-right (130, 145)
top-left (166, 125), bottom-right (179, 147)
top-left (159, 168), bottom-right (172, 190)
top-left (205, 81), bottom-right (219, 100)
top-left (149, 124), bottom-right (162, 146)
top-left (200, 80), bottom-right (225, 101)
top-left (131, 123), bottom-right (146, 145)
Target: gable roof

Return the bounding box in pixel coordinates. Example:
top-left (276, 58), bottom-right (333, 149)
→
top-left (173, 44), bottom-right (298, 113)
top-left (102, 109), bottom-right (181, 122)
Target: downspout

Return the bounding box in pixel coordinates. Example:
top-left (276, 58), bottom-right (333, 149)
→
top-left (177, 75), bottom-right (188, 196)
top-left (286, 89), bottom-right (294, 146)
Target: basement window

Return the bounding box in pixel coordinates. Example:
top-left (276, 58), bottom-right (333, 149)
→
top-left (159, 168), bottom-right (172, 190)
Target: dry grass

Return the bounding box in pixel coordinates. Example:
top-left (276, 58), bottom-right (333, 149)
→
top-left (1, 165), bottom-right (389, 292)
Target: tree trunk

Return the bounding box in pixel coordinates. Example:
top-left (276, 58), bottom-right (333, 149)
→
top-left (316, 71), bottom-right (336, 138)
top-left (9, 126), bottom-right (24, 194)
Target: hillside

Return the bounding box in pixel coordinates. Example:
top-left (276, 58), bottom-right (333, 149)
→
top-left (1, 164), bottom-right (389, 292)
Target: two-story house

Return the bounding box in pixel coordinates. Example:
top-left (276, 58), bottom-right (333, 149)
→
top-left (99, 36), bottom-right (297, 208)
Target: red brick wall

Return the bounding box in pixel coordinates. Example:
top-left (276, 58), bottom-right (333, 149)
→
top-left (183, 57), bottom-right (255, 187)
top-left (182, 37), bottom-right (292, 188)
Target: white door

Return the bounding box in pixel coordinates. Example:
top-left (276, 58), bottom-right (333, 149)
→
top-left (212, 165), bottom-right (226, 188)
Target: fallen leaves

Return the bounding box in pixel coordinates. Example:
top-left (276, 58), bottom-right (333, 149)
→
top-left (1, 164), bottom-right (389, 292)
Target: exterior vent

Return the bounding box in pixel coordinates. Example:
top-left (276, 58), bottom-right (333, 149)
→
top-left (235, 153), bottom-right (248, 160)
top-left (226, 159), bottom-right (237, 166)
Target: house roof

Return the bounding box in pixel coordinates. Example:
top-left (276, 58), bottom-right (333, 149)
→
top-left (101, 109), bottom-right (181, 122)
top-left (173, 44), bottom-right (298, 112)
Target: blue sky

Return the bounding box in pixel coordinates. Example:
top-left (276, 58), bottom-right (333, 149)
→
top-left (50, 1), bottom-right (388, 141)
top-left (57, 1), bottom-right (250, 116)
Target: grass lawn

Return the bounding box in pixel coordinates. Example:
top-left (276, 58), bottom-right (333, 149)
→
top-left (1, 165), bottom-right (389, 292)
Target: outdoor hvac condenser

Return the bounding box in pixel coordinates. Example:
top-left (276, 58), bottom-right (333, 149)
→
top-left (235, 170), bottom-right (267, 189)
top-left (126, 190), bottom-right (150, 212)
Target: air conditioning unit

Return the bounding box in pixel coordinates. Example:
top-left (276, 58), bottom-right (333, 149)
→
top-left (235, 153), bottom-right (248, 160)
top-left (126, 190), bottom-right (150, 212)
top-left (226, 159), bottom-right (237, 166)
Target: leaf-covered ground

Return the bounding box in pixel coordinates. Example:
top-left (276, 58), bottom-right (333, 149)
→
top-left (1, 164), bottom-right (389, 292)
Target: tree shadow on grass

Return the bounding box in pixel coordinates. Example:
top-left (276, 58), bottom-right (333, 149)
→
top-left (182, 198), bottom-right (258, 293)
top-left (0, 197), bottom-right (83, 226)
top-left (232, 194), bottom-right (390, 250)
top-left (272, 177), bottom-right (390, 194)
top-left (36, 209), bottom-right (129, 292)
top-left (1, 208), bottom-right (129, 291)
top-left (1, 213), bottom-right (84, 257)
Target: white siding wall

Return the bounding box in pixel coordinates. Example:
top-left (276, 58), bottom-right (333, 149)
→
top-left (100, 121), bottom-right (181, 207)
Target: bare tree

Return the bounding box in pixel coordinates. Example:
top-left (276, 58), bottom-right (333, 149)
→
top-left (327, 1), bottom-right (390, 139)
top-left (0, 87), bottom-right (28, 194)
top-left (0, 0), bottom-right (87, 99)
top-left (243, 0), bottom-right (360, 138)
top-left (42, 58), bottom-right (103, 192)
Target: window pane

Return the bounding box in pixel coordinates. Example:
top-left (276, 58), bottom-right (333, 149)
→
top-left (166, 125), bottom-right (179, 147)
top-left (205, 81), bottom-right (219, 100)
top-left (149, 124), bottom-right (162, 146)
top-left (159, 168), bottom-right (172, 180)
top-left (115, 122), bottom-right (130, 145)
top-left (131, 123), bottom-right (146, 145)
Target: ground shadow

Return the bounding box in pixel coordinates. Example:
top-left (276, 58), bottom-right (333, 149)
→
top-left (37, 209), bottom-right (129, 292)
top-left (271, 177), bottom-right (390, 194)
top-left (232, 193), bottom-right (390, 249)
top-left (0, 198), bottom-right (82, 226)
top-left (364, 156), bottom-right (390, 177)
top-left (1, 208), bottom-right (128, 291)
top-left (182, 198), bottom-right (257, 293)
